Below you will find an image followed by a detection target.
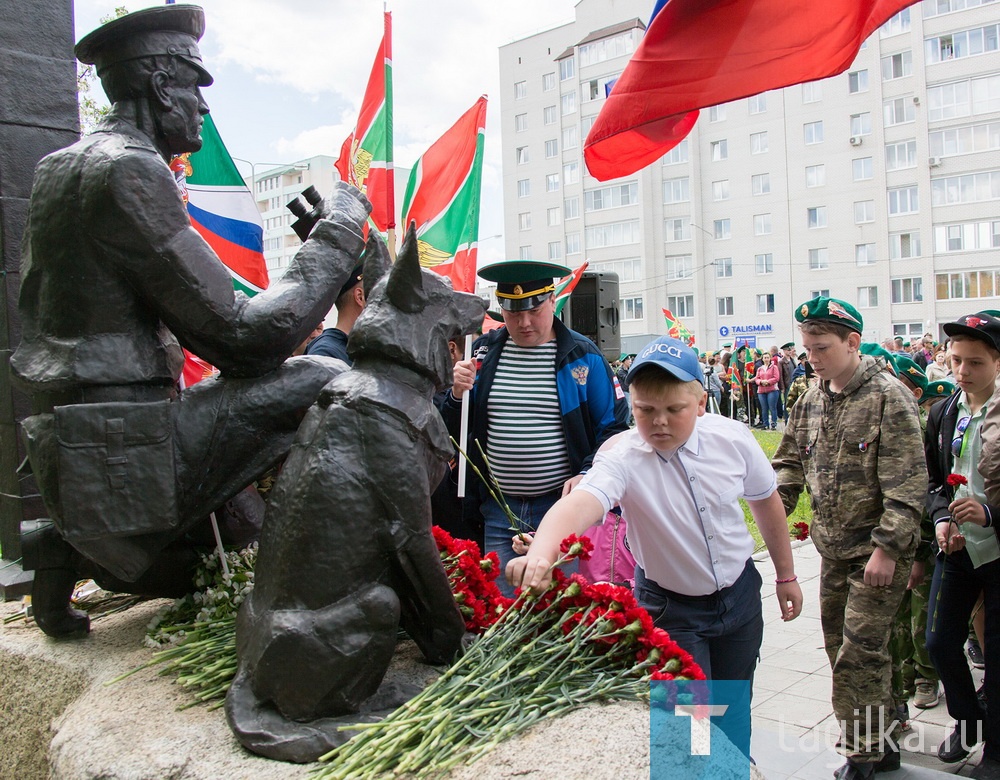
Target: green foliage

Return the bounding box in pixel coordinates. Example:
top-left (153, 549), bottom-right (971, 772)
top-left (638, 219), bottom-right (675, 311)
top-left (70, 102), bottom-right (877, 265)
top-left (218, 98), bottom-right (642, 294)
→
top-left (742, 428), bottom-right (812, 551)
top-left (77, 7), bottom-right (129, 135)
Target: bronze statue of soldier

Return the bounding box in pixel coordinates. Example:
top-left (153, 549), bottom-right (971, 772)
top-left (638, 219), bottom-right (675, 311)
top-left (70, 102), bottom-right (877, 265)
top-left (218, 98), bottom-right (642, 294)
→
top-left (12, 5), bottom-right (370, 638)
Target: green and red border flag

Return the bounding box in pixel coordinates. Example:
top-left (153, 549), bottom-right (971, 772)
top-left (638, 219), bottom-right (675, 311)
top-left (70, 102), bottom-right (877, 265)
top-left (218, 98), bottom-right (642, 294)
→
top-left (584, 0), bottom-right (920, 181)
top-left (336, 11), bottom-right (394, 236)
top-left (662, 308), bottom-right (695, 347)
top-left (553, 261), bottom-right (589, 317)
top-left (400, 95), bottom-right (488, 294)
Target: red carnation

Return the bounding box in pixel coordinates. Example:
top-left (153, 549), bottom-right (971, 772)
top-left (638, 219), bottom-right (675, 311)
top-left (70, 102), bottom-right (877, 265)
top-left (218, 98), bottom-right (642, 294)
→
top-left (559, 534), bottom-right (595, 561)
top-left (947, 473), bottom-right (968, 488)
top-left (791, 522), bottom-right (809, 541)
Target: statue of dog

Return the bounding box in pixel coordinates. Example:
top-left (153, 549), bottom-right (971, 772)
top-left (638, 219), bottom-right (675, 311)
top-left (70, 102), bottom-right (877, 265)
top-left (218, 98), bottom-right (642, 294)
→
top-left (225, 225), bottom-right (487, 762)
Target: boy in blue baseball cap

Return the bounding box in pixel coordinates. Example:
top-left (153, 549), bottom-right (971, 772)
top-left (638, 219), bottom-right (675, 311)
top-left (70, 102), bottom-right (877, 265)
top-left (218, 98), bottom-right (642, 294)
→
top-left (507, 335), bottom-right (802, 755)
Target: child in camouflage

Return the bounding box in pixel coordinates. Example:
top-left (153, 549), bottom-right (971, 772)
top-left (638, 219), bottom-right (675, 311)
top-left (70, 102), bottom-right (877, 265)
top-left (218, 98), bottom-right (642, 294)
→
top-left (771, 297), bottom-right (923, 780)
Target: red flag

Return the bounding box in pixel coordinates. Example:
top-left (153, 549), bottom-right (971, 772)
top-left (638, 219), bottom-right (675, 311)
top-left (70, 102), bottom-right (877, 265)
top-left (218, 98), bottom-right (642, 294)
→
top-left (335, 12), bottom-right (394, 234)
top-left (584, 0), bottom-right (919, 181)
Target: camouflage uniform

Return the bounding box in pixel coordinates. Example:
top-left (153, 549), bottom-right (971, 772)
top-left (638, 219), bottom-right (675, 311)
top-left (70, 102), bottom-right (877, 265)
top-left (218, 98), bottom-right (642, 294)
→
top-left (889, 405), bottom-right (938, 708)
top-left (772, 355), bottom-right (923, 762)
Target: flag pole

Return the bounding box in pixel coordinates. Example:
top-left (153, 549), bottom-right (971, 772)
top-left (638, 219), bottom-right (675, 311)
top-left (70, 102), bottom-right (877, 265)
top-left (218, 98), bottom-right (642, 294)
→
top-left (456, 334), bottom-right (473, 498)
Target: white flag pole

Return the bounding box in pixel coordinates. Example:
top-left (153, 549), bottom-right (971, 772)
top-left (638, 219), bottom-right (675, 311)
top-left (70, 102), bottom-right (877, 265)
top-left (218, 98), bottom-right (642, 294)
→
top-left (456, 334), bottom-right (474, 498)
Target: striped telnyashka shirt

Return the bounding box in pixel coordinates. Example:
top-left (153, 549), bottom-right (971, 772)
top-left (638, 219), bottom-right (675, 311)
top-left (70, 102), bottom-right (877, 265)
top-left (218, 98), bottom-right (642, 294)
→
top-left (485, 340), bottom-right (572, 496)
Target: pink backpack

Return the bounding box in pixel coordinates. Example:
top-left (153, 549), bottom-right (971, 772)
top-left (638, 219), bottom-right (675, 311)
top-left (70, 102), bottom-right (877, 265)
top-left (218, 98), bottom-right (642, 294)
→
top-left (579, 511), bottom-right (636, 588)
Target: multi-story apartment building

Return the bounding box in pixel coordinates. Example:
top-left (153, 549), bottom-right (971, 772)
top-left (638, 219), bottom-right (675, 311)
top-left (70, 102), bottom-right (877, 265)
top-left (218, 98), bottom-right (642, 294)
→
top-left (500, 0), bottom-right (1000, 352)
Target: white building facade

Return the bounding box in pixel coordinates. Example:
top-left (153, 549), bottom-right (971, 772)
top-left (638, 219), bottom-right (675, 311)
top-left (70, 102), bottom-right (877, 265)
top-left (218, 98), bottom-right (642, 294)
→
top-left (499, 0), bottom-right (1000, 352)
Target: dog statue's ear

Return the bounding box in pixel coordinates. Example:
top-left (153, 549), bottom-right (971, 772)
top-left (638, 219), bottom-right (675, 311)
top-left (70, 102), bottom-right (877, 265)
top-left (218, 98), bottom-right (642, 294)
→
top-left (385, 222), bottom-right (426, 314)
top-left (361, 231), bottom-right (392, 300)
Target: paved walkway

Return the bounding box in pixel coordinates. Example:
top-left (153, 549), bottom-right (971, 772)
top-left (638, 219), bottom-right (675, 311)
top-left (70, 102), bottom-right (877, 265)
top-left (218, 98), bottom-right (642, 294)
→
top-left (751, 540), bottom-right (984, 779)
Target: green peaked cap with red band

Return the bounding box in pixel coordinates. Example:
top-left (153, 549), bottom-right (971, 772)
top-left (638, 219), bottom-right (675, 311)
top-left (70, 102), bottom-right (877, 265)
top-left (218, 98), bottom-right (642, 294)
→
top-left (795, 296), bottom-right (863, 334)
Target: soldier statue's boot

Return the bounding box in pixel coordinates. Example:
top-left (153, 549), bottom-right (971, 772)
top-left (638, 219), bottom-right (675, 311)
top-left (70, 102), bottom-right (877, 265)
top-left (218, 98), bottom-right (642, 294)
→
top-left (20, 520), bottom-right (90, 639)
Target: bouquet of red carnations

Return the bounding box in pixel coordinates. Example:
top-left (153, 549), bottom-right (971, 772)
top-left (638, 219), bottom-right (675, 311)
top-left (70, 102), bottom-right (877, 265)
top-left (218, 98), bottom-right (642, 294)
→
top-left (312, 532), bottom-right (703, 779)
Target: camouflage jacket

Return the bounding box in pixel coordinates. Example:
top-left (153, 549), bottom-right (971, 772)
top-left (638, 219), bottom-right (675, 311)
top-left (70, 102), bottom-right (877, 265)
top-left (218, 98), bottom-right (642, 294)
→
top-left (772, 355), bottom-right (923, 561)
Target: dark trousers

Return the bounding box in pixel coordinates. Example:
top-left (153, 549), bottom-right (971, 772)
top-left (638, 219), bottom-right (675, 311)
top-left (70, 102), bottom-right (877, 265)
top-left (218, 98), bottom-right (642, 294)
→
top-left (927, 550), bottom-right (1000, 759)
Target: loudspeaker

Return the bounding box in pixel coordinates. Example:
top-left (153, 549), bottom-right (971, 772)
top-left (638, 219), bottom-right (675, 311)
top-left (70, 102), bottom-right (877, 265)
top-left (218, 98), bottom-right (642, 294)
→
top-left (563, 271), bottom-right (620, 362)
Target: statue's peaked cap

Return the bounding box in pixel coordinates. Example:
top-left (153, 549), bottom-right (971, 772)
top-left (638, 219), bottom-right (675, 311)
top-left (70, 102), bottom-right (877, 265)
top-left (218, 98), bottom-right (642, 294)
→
top-left (76, 4), bottom-right (213, 86)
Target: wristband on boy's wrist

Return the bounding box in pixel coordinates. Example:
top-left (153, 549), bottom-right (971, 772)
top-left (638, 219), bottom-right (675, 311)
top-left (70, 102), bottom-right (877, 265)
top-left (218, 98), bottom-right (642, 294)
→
top-left (775, 575), bottom-right (797, 584)
top-left (934, 515), bottom-right (953, 526)
top-left (985, 505), bottom-right (994, 528)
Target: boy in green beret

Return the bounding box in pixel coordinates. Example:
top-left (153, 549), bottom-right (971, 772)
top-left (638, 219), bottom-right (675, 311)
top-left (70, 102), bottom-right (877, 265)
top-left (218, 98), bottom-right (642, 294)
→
top-left (772, 297), bottom-right (924, 779)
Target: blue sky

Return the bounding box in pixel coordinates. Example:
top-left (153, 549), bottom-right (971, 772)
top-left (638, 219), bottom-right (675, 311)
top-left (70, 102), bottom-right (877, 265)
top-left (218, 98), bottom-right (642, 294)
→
top-left (73, 0), bottom-right (581, 265)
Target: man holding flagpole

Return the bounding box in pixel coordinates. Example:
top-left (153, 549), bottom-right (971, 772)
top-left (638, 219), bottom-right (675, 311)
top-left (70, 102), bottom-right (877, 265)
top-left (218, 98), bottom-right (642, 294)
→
top-left (440, 259), bottom-right (629, 597)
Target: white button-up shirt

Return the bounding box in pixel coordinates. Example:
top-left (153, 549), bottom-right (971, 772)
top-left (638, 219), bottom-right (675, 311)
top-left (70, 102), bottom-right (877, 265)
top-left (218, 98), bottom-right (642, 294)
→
top-left (578, 415), bottom-right (777, 596)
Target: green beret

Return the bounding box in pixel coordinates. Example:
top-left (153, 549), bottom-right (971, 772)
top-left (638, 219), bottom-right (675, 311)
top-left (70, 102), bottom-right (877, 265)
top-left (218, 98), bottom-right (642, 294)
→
top-left (920, 379), bottom-right (956, 404)
top-left (780, 342), bottom-right (795, 350)
top-left (903, 341), bottom-right (911, 347)
top-left (794, 296), bottom-right (863, 334)
top-left (722, 343), bottom-right (732, 348)
top-left (859, 343), bottom-right (898, 375)
top-left (893, 355), bottom-right (927, 392)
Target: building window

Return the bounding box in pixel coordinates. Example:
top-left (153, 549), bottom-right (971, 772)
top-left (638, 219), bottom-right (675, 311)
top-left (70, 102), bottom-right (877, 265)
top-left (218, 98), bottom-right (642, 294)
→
top-left (807, 207), bottom-right (827, 228)
top-left (882, 51), bottom-right (913, 80)
top-left (810, 288), bottom-right (831, 299)
top-left (858, 286), bottom-right (879, 308)
top-left (546, 207), bottom-right (561, 227)
top-left (851, 112), bottom-right (873, 136)
top-left (805, 165), bottom-right (826, 187)
top-left (514, 81), bottom-right (527, 100)
top-left (885, 139), bottom-right (918, 170)
top-left (751, 173), bottom-right (771, 195)
top-left (750, 131), bottom-right (769, 154)
top-left (586, 182), bottom-right (639, 211)
top-left (515, 113), bottom-right (528, 132)
top-left (757, 293), bottom-right (776, 314)
top-left (754, 214), bottom-right (772, 235)
top-left (755, 253), bottom-right (774, 274)
top-left (804, 121), bottom-right (824, 144)
top-left (936, 269), bottom-right (1000, 300)
top-left (748, 94), bottom-right (767, 114)
top-left (543, 106), bottom-right (557, 125)
top-left (925, 0), bottom-right (997, 18)
top-left (712, 179), bottom-right (731, 201)
top-left (562, 126), bottom-right (579, 150)
top-left (856, 243), bottom-right (877, 266)
top-left (544, 139), bottom-right (558, 158)
top-left (709, 105), bottom-right (727, 122)
top-left (884, 97), bottom-right (916, 127)
top-left (927, 75), bottom-right (1000, 122)
top-left (665, 217), bottom-right (691, 242)
top-left (666, 255), bottom-right (694, 279)
top-left (718, 296), bottom-right (735, 316)
top-left (585, 220), bottom-right (641, 247)
top-left (891, 276), bottom-right (923, 303)
top-left (516, 146), bottom-right (529, 165)
top-left (547, 241), bottom-right (563, 261)
top-left (926, 24), bottom-right (1000, 64)
top-left (579, 29), bottom-right (639, 67)
top-left (716, 257), bottom-right (733, 277)
top-left (565, 233), bottom-right (581, 256)
top-left (663, 177), bottom-right (690, 204)
top-left (894, 321), bottom-right (924, 339)
top-left (518, 212), bottom-right (531, 230)
top-left (930, 120), bottom-right (1000, 158)
top-left (542, 72), bottom-right (556, 91)
top-left (934, 220), bottom-right (1000, 253)
top-left (932, 170), bottom-right (1000, 206)
top-left (890, 230), bottom-right (922, 259)
top-left (545, 173), bottom-right (559, 192)
top-left (564, 196), bottom-right (580, 220)
top-left (517, 179), bottom-right (530, 198)
top-left (594, 257), bottom-right (642, 283)
top-left (888, 186), bottom-right (919, 214)
top-left (559, 57), bottom-right (575, 81)
top-left (809, 247), bottom-right (829, 270)
top-left (802, 82), bottom-right (822, 103)
top-left (855, 199), bottom-right (876, 223)
top-left (848, 69), bottom-right (869, 94)
top-left (714, 218), bottom-right (731, 239)
top-left (519, 245), bottom-right (531, 260)
top-left (853, 157), bottom-right (874, 181)
top-left (880, 8), bottom-right (911, 37)
top-left (563, 161), bottom-right (580, 185)
top-left (622, 297), bottom-right (644, 321)
top-left (711, 139), bottom-right (729, 161)
top-left (561, 91), bottom-right (576, 115)
top-left (668, 295), bottom-right (694, 318)
top-left (662, 140), bottom-right (689, 165)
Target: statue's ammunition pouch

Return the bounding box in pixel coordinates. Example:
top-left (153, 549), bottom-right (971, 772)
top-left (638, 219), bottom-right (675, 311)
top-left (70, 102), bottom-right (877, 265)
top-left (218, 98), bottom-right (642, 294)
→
top-left (22, 400), bottom-right (178, 544)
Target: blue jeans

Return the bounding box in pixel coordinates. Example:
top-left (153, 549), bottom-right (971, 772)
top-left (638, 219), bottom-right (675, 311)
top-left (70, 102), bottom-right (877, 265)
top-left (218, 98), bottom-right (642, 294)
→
top-left (759, 391), bottom-right (778, 428)
top-left (635, 559), bottom-right (763, 757)
top-left (481, 489), bottom-right (564, 598)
